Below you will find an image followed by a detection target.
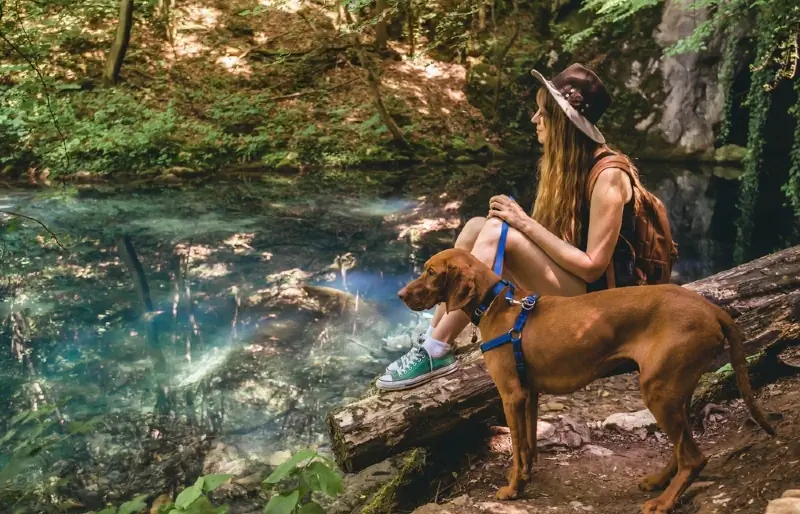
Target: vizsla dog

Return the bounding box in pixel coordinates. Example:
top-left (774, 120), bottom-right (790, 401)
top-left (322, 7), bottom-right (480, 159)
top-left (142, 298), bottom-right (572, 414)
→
top-left (398, 248), bottom-right (776, 514)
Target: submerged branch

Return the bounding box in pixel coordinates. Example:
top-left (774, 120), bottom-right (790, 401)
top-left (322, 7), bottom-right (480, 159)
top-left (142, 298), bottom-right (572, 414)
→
top-left (0, 210), bottom-right (69, 253)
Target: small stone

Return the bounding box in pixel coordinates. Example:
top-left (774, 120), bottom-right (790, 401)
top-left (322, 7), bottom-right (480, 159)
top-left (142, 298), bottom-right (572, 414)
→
top-left (564, 480), bottom-right (573, 486)
top-left (267, 450), bottom-right (293, 466)
top-left (451, 494), bottom-right (470, 506)
top-left (602, 409), bottom-right (658, 432)
top-left (537, 420), bottom-right (556, 440)
top-left (545, 402), bottom-right (565, 411)
top-left (602, 391), bottom-right (610, 397)
top-left (583, 445), bottom-right (614, 457)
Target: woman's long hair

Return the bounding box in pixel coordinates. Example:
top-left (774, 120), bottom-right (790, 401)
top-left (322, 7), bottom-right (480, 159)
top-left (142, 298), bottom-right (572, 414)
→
top-left (531, 87), bottom-right (601, 247)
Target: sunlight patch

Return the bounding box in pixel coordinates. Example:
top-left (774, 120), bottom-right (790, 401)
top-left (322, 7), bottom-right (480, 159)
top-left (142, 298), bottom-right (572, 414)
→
top-left (191, 262), bottom-right (231, 279)
top-left (223, 233), bottom-right (255, 253)
top-left (215, 55), bottom-right (253, 77)
top-left (259, 0), bottom-right (303, 13)
top-left (175, 346), bottom-right (234, 387)
top-left (396, 217), bottom-right (461, 240)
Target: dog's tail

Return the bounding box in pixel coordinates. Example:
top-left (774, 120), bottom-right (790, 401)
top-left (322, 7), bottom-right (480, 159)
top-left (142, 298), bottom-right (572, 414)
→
top-left (718, 309), bottom-right (776, 436)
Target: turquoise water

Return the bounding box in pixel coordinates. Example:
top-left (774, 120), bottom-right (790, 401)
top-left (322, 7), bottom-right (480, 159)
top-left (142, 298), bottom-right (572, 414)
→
top-left (0, 162), bottom-right (790, 510)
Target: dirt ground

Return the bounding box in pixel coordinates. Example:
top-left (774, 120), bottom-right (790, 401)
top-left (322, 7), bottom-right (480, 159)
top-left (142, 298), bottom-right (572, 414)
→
top-left (414, 372), bottom-right (800, 514)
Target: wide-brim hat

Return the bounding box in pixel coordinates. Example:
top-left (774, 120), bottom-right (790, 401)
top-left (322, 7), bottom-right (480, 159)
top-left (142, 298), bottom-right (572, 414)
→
top-left (531, 63), bottom-right (612, 144)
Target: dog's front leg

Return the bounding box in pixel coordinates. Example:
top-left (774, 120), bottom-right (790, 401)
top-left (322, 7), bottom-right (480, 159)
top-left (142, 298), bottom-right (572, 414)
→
top-left (523, 390), bottom-right (539, 479)
top-left (497, 388), bottom-right (528, 500)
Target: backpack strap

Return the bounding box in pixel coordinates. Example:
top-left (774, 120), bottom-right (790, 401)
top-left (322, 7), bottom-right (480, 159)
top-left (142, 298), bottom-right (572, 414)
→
top-left (585, 152), bottom-right (633, 290)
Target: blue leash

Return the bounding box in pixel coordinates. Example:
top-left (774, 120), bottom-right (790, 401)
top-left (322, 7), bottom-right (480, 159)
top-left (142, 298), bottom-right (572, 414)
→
top-left (470, 201), bottom-right (540, 386)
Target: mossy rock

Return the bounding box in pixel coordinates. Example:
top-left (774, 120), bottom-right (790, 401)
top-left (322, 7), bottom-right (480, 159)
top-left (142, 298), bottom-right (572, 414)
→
top-left (326, 448), bottom-right (428, 514)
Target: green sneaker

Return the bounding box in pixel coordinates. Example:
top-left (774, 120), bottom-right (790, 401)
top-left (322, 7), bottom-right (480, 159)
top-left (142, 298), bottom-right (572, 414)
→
top-left (376, 343), bottom-right (459, 391)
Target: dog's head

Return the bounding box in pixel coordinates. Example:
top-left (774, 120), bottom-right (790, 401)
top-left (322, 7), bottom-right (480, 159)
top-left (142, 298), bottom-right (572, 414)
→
top-left (398, 248), bottom-right (481, 313)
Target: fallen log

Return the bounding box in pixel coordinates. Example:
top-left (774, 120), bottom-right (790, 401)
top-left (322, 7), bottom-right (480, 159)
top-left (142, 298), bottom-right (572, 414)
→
top-left (326, 245), bottom-right (800, 473)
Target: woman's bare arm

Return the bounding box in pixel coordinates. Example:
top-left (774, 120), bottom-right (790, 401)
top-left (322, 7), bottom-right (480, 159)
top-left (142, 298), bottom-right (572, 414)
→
top-left (517, 167), bottom-right (632, 283)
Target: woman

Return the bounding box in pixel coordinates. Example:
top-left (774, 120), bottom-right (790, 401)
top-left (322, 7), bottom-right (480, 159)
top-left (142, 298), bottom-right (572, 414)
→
top-left (377, 63), bottom-right (638, 391)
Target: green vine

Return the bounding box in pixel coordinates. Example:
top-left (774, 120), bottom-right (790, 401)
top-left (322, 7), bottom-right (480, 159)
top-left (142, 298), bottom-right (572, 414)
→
top-left (733, 12), bottom-right (775, 265)
top-left (715, 27), bottom-right (742, 146)
top-left (783, 78), bottom-right (800, 225)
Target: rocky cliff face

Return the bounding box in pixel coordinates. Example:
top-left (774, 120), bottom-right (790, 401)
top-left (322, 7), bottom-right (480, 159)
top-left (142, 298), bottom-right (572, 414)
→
top-left (465, 0), bottom-right (746, 162)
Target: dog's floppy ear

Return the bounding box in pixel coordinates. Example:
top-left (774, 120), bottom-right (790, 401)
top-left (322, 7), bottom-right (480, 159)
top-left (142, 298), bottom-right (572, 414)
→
top-left (444, 262), bottom-right (477, 313)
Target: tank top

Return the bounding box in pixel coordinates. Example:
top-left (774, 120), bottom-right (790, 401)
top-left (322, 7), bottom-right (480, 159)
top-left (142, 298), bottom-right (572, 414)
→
top-left (579, 151), bottom-right (637, 293)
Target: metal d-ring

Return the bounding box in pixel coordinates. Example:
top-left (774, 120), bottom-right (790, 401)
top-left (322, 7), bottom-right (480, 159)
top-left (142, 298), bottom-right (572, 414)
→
top-left (509, 328), bottom-right (522, 340)
top-left (521, 296), bottom-right (537, 310)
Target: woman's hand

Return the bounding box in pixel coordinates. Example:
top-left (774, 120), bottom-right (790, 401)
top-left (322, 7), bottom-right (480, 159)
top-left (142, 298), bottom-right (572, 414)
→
top-left (488, 195), bottom-right (529, 230)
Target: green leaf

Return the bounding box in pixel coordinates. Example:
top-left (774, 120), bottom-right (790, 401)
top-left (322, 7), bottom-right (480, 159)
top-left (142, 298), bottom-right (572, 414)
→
top-left (118, 494), bottom-right (148, 514)
top-left (183, 496), bottom-right (219, 514)
top-left (302, 462), bottom-right (344, 497)
top-left (10, 410), bottom-right (32, 426)
top-left (263, 490), bottom-right (300, 514)
top-left (298, 501), bottom-right (325, 514)
top-left (264, 449), bottom-right (317, 484)
top-left (213, 507), bottom-right (229, 514)
top-left (96, 508), bottom-right (117, 514)
top-left (201, 474), bottom-right (232, 493)
top-left (0, 427), bottom-right (18, 445)
top-left (175, 477), bottom-right (205, 508)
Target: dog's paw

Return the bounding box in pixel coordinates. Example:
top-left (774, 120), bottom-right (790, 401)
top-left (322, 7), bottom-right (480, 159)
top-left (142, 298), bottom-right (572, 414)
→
top-left (641, 499), bottom-right (672, 514)
top-left (495, 486), bottom-right (519, 501)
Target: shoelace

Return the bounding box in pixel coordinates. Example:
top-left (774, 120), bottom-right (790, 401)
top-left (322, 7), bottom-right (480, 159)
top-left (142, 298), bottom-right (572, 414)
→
top-left (397, 343), bottom-right (427, 374)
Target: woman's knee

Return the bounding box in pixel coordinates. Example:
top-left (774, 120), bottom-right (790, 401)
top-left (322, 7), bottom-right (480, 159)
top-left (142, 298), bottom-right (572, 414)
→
top-left (474, 216), bottom-right (505, 247)
top-left (455, 216), bottom-right (487, 249)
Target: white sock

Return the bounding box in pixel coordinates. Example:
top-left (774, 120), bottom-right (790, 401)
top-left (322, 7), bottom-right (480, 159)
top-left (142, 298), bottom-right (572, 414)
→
top-left (422, 335), bottom-right (451, 358)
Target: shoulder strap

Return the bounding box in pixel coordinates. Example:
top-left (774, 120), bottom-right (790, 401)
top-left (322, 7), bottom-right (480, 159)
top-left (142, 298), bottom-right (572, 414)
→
top-left (586, 154), bottom-right (632, 204)
top-left (585, 152), bottom-right (633, 291)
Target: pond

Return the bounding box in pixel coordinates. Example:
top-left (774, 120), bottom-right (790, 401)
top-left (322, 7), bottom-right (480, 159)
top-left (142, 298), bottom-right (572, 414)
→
top-left (0, 160), bottom-right (787, 509)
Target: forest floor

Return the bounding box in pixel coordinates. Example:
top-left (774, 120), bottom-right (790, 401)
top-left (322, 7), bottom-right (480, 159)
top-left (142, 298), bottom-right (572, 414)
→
top-left (411, 372), bottom-right (800, 514)
top-left (5, 0), bottom-right (528, 183)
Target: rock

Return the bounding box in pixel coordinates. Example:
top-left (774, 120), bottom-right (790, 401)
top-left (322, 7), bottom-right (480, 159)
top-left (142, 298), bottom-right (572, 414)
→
top-left (602, 409), bottom-right (658, 432)
top-left (545, 402), bottom-right (565, 411)
top-left (451, 494), bottom-right (470, 506)
top-left (570, 500), bottom-right (594, 511)
top-left (536, 420), bottom-right (555, 440)
top-left (711, 144), bottom-right (747, 163)
top-left (765, 497), bottom-right (800, 514)
top-left (267, 450), bottom-right (293, 467)
top-left (654, 0), bottom-right (730, 154)
top-left (582, 444), bottom-right (614, 457)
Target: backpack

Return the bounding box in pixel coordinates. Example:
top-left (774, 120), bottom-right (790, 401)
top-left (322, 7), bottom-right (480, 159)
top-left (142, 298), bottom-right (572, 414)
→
top-left (586, 152), bottom-right (679, 288)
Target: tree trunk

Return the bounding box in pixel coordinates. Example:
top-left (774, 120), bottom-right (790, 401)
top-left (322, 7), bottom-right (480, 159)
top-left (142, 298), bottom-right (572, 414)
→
top-left (103, 0), bottom-right (134, 86)
top-left (351, 34), bottom-right (409, 148)
top-left (406, 0), bottom-right (415, 58)
top-left (492, 0), bottom-right (519, 120)
top-left (326, 245), bottom-right (800, 473)
top-left (375, 0), bottom-right (388, 50)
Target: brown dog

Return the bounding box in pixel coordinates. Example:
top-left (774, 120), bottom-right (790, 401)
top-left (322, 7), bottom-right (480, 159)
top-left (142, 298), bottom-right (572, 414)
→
top-left (398, 248), bottom-right (775, 514)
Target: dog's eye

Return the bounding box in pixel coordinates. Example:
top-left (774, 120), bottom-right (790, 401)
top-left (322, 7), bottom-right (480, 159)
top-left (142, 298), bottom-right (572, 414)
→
top-left (427, 267), bottom-right (435, 276)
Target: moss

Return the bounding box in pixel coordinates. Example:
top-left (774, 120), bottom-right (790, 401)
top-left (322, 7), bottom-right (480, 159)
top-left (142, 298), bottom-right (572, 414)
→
top-left (358, 448), bottom-right (427, 514)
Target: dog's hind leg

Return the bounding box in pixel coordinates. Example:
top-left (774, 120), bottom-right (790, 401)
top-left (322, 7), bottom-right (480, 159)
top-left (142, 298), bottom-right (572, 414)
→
top-left (640, 388), bottom-right (707, 513)
top-left (496, 385), bottom-right (529, 500)
top-left (523, 390), bottom-right (539, 479)
top-left (638, 397), bottom-right (687, 492)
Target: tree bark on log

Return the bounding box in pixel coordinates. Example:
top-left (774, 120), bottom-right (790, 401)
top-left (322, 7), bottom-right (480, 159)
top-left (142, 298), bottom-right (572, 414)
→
top-left (326, 245), bottom-right (800, 473)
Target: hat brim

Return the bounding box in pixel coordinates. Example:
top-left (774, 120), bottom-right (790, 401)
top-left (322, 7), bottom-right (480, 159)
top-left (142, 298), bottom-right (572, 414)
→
top-left (531, 69), bottom-right (606, 144)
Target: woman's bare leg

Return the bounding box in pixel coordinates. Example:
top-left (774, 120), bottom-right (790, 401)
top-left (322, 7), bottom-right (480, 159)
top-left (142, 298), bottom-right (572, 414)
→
top-left (429, 217), bottom-right (586, 344)
top-left (377, 216), bottom-right (586, 390)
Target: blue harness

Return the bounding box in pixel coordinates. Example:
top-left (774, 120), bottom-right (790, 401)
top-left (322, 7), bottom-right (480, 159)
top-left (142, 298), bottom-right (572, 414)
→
top-left (471, 217), bottom-right (540, 385)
